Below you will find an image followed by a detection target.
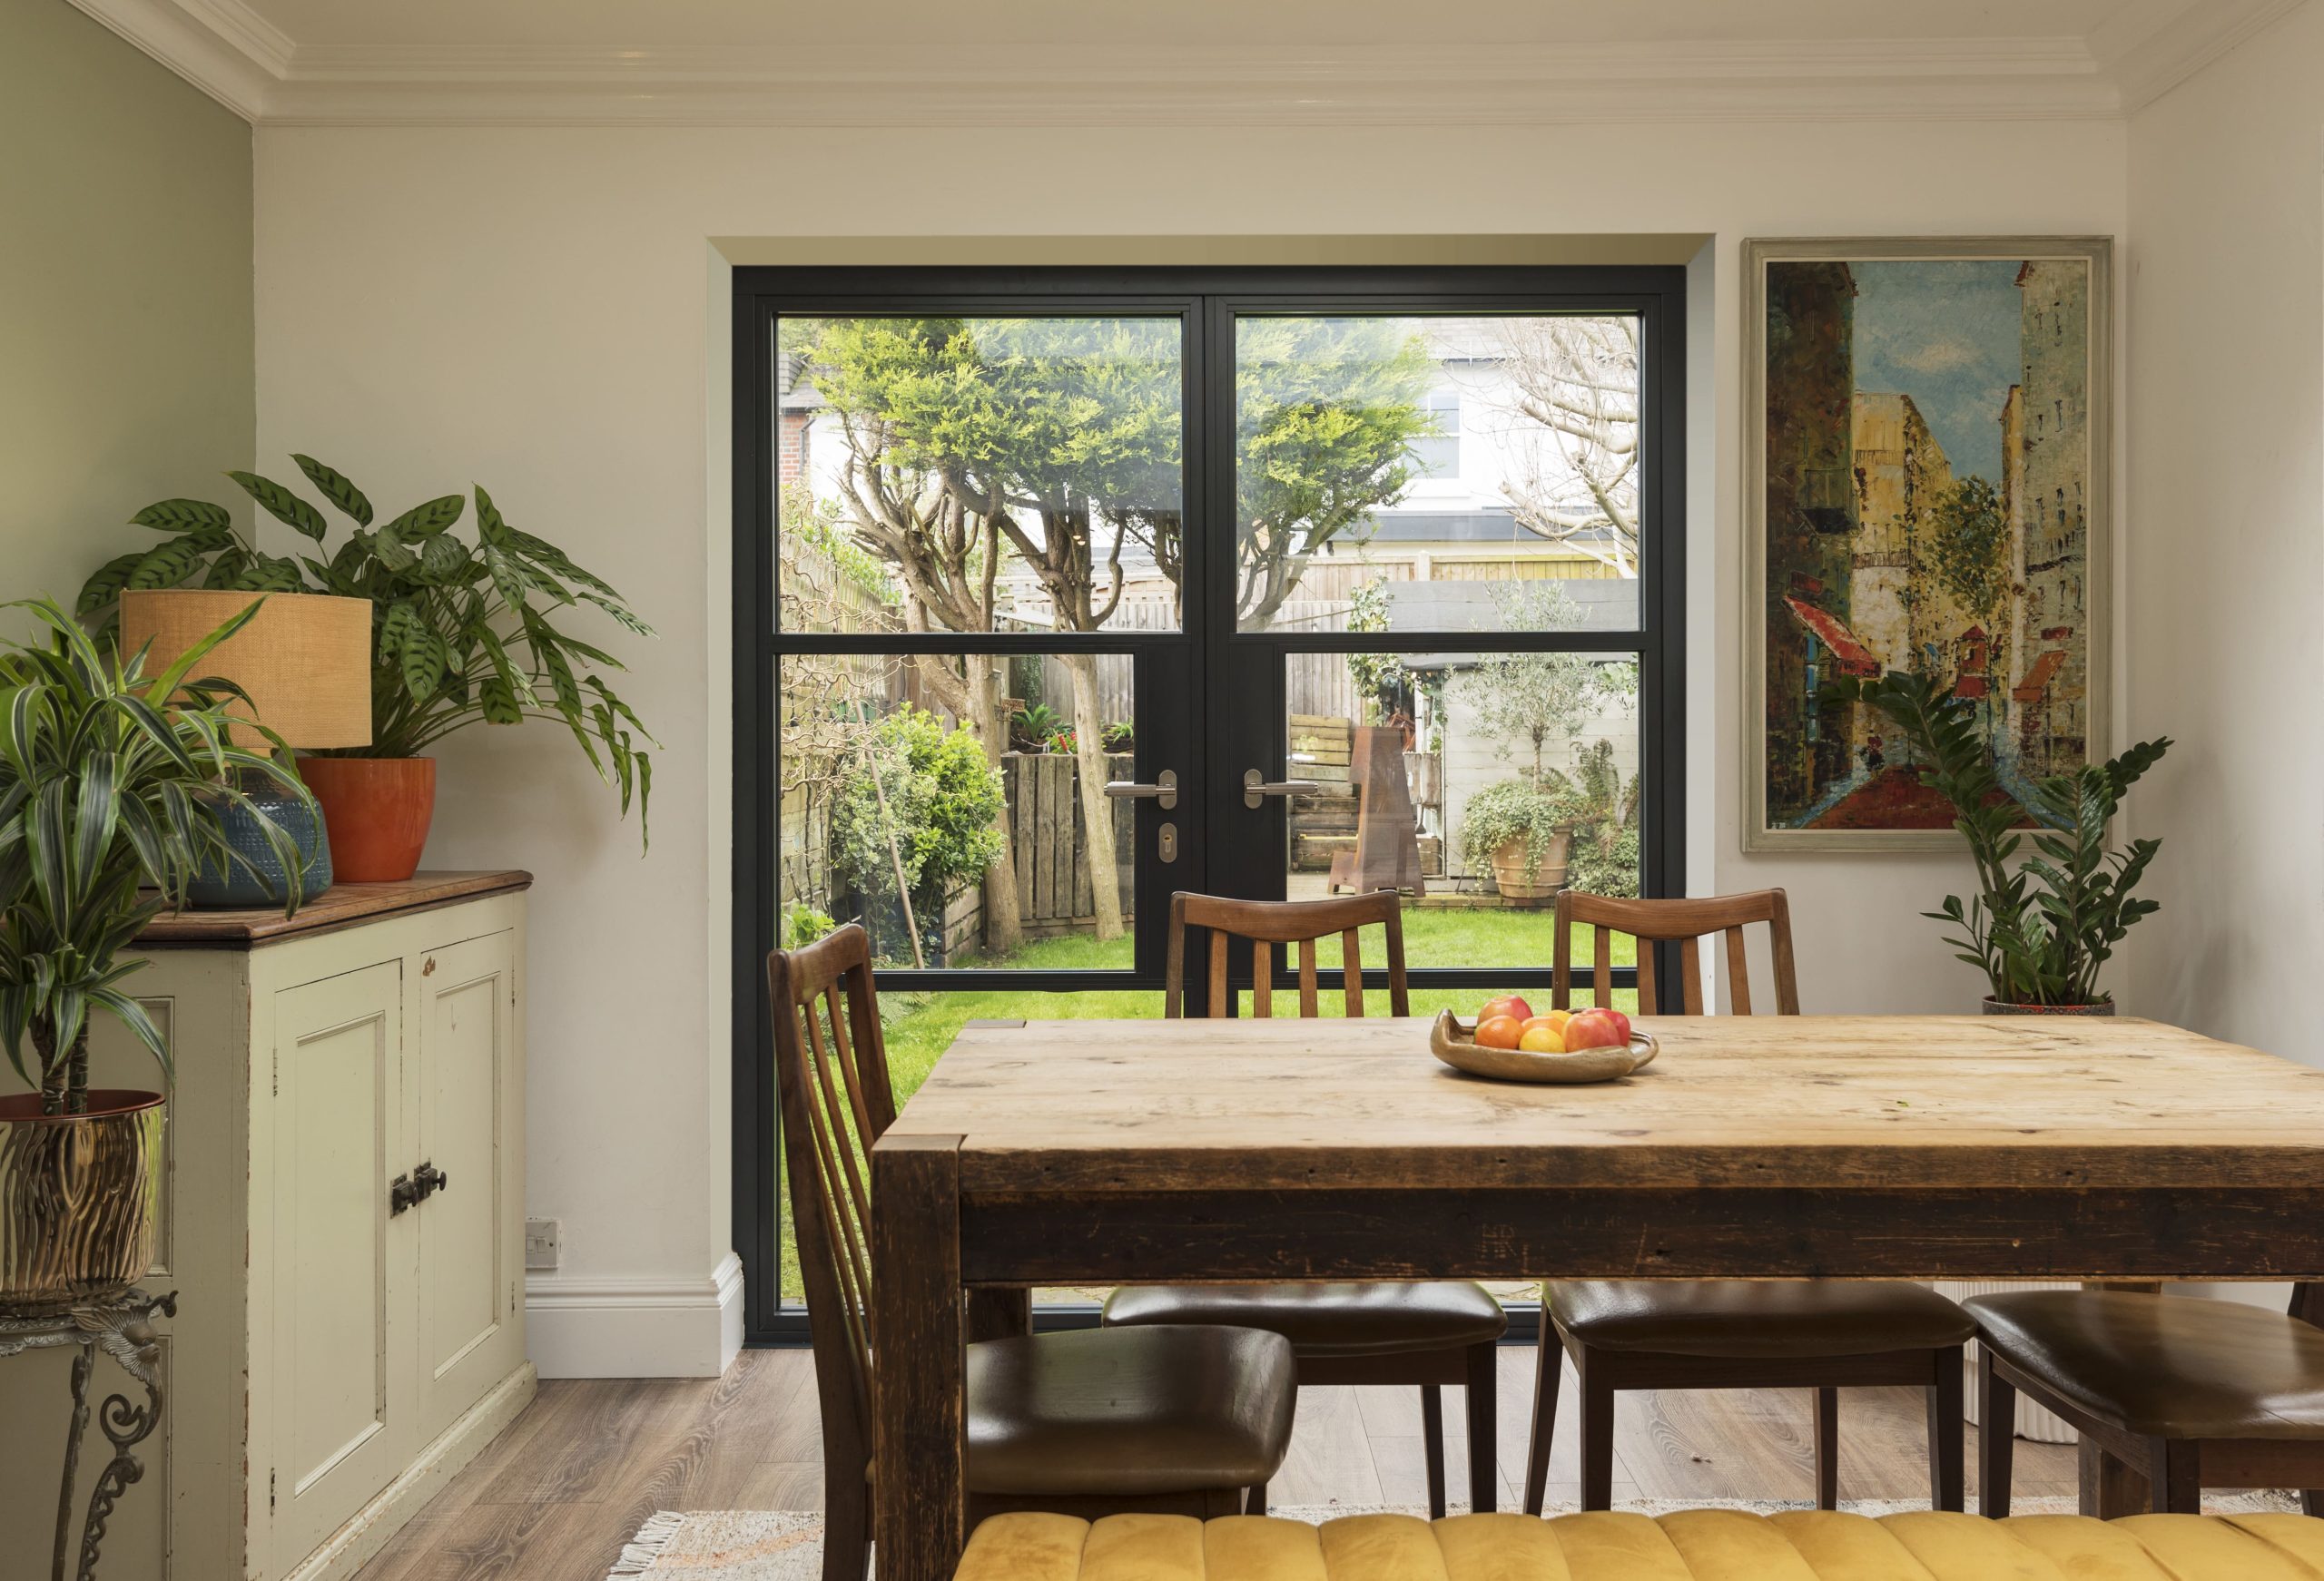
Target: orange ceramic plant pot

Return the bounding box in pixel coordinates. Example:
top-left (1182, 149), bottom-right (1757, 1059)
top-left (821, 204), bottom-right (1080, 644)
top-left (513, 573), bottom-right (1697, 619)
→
top-left (298, 757), bottom-right (437, 882)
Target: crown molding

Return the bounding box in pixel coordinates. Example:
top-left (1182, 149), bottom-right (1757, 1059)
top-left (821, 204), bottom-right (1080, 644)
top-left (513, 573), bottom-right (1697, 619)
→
top-left (66, 0), bottom-right (280, 119)
top-left (59, 0), bottom-right (2301, 129)
top-left (2085, 0), bottom-right (2305, 111)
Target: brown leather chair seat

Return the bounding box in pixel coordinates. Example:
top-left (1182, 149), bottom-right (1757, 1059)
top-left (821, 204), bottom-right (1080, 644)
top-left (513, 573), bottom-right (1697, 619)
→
top-left (966, 1324), bottom-right (1298, 1497)
top-left (1102, 1282), bottom-right (1508, 1359)
top-left (1549, 1281), bottom-right (1978, 1358)
top-left (1967, 1290), bottom-right (2324, 1439)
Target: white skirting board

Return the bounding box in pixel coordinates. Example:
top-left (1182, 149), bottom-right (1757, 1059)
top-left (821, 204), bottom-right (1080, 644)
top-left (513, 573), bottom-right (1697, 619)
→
top-left (1935, 1280), bottom-right (2078, 1444)
top-left (529, 1252), bottom-right (747, 1379)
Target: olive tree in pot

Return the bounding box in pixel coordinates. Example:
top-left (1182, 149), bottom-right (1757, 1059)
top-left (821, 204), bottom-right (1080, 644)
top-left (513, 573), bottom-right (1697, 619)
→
top-left (81, 457), bottom-right (656, 881)
top-left (0, 597), bottom-right (313, 1311)
top-left (1856, 670), bottom-right (2170, 1014)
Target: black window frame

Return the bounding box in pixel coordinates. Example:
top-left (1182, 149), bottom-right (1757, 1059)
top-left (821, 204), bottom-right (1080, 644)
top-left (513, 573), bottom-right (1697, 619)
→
top-left (733, 264), bottom-right (1687, 1344)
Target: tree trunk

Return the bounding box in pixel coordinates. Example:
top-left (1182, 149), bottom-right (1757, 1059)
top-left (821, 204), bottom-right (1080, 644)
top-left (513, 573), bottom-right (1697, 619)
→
top-left (971, 661), bottom-right (1024, 957)
top-left (1059, 653), bottom-right (1125, 941)
top-left (33, 1018), bottom-right (64, 1116)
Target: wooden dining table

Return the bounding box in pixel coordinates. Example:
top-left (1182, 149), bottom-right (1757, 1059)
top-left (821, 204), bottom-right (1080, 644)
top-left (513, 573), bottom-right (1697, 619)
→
top-left (869, 1013), bottom-right (2324, 1581)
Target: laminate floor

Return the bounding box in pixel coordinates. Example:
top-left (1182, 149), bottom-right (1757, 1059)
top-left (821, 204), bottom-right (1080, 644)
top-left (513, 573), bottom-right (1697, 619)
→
top-left (354, 1346), bottom-right (2080, 1581)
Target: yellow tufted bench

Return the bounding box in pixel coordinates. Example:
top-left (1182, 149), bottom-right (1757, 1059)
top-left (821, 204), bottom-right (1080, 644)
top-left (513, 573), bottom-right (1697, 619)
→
top-left (955, 1508), bottom-right (2324, 1579)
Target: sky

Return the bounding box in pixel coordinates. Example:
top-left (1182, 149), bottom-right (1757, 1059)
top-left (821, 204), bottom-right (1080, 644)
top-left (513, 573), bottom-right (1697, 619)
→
top-left (1849, 260), bottom-right (2024, 485)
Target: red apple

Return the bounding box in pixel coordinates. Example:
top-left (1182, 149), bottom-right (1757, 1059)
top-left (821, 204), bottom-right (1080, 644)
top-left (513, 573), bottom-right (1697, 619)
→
top-left (1563, 1009), bottom-right (1627, 1051)
top-left (1479, 994), bottom-right (1534, 1025)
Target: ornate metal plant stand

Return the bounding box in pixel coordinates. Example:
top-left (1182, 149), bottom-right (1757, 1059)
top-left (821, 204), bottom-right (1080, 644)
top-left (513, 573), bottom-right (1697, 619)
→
top-left (0, 1288), bottom-right (175, 1581)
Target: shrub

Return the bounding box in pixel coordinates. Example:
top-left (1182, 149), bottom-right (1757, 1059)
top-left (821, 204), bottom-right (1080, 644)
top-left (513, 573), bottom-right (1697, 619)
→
top-left (1460, 776), bottom-right (1587, 886)
top-left (832, 705), bottom-right (1005, 906)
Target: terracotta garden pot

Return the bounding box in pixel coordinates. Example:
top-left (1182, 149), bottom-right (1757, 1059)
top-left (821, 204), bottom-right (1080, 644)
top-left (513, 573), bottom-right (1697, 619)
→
top-left (1489, 832), bottom-right (1571, 907)
top-left (298, 756), bottom-right (437, 882)
top-left (1981, 997), bottom-right (2116, 1016)
top-left (0, 1090), bottom-right (166, 1313)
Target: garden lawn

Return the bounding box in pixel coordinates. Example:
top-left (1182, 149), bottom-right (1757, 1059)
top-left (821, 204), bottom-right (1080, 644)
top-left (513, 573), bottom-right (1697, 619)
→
top-left (775, 908), bottom-right (1634, 1305)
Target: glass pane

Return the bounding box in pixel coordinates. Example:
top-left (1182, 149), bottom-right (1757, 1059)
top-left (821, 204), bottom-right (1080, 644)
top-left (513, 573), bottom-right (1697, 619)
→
top-left (1235, 315), bottom-right (1643, 633)
top-left (777, 651), bottom-right (1138, 969)
top-left (775, 317), bottom-right (1183, 634)
top-left (1282, 648), bottom-right (1642, 967)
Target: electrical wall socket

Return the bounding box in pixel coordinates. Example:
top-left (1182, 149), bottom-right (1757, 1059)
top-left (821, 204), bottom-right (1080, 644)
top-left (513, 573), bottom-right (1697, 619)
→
top-left (525, 1217), bottom-right (561, 1271)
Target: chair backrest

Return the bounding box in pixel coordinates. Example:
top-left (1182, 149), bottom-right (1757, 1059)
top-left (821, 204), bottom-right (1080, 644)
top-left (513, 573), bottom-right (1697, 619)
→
top-left (765, 923), bottom-right (895, 1479)
top-left (1166, 890), bottom-right (1410, 1018)
top-left (1552, 889), bottom-right (1799, 1016)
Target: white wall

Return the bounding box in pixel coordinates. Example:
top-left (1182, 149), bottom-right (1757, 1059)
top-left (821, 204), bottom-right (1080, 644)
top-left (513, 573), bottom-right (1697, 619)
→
top-left (253, 116), bottom-right (2128, 1374)
top-left (2122, 5), bottom-right (2324, 1068)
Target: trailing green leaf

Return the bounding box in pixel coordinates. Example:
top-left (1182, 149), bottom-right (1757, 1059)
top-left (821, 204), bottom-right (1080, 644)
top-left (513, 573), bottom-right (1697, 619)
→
top-left (382, 494), bottom-right (465, 540)
top-left (227, 471), bottom-right (330, 541)
top-left (292, 455), bottom-right (374, 526)
top-left (131, 498), bottom-right (234, 535)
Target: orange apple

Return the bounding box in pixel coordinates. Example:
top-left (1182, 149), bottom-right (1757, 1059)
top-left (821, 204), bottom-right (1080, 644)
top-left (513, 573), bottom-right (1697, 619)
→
top-left (1563, 1008), bottom-right (1627, 1051)
top-left (1480, 994), bottom-right (1534, 1025)
top-left (1518, 1023), bottom-right (1565, 1054)
top-left (1475, 1014), bottom-right (1525, 1050)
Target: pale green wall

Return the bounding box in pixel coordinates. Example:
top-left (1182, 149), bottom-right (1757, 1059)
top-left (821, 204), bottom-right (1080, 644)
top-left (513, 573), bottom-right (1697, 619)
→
top-left (0, 0), bottom-right (252, 620)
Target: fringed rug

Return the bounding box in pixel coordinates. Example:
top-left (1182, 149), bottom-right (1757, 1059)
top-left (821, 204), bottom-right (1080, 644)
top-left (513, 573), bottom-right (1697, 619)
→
top-left (606, 1494), bottom-right (2306, 1576)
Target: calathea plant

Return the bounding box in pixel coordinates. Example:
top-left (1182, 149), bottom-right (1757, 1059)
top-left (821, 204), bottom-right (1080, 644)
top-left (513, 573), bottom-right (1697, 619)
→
top-left (1854, 670), bottom-right (2169, 1007)
top-left (78, 457), bottom-right (657, 842)
top-left (0, 597), bottom-right (313, 1113)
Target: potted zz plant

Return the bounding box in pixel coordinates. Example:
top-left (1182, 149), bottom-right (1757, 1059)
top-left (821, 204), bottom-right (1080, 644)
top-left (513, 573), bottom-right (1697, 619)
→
top-left (80, 457), bottom-right (657, 881)
top-left (1856, 670), bottom-right (2170, 1014)
top-left (1, 597), bottom-right (314, 1310)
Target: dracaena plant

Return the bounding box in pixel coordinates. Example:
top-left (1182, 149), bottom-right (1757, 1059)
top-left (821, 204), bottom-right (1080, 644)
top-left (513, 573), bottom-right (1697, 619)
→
top-left (78, 457), bottom-right (657, 846)
top-left (1854, 670), bottom-right (2170, 1007)
top-left (0, 596), bottom-right (315, 1114)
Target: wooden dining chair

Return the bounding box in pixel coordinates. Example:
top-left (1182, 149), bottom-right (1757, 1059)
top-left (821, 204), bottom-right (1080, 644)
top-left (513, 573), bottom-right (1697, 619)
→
top-left (1100, 890), bottom-right (1509, 1518)
top-left (769, 924), bottom-right (1299, 1581)
top-left (1974, 1284), bottom-right (2324, 1517)
top-left (1523, 889), bottom-right (1976, 1516)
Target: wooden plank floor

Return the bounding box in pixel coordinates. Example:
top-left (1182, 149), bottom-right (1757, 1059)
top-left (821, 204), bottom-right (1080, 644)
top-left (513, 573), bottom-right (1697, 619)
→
top-left (356, 1346), bottom-right (2078, 1581)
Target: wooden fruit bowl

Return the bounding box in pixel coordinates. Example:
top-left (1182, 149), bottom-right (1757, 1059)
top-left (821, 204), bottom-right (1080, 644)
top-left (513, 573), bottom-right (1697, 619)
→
top-left (1428, 1010), bottom-right (1659, 1085)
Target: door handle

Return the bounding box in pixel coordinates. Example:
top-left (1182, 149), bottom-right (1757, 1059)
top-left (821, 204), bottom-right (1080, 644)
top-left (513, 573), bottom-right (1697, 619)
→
top-left (1103, 768), bottom-right (1177, 810)
top-left (1244, 769), bottom-right (1324, 810)
top-left (415, 1161), bottom-right (450, 1201)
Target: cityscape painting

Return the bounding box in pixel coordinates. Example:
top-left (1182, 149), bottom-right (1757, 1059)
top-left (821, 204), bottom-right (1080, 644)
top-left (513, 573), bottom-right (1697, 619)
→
top-left (1743, 238), bottom-right (2112, 850)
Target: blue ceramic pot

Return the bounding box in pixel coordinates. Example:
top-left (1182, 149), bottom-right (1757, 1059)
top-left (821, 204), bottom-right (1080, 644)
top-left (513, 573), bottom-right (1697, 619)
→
top-left (186, 781), bottom-right (334, 908)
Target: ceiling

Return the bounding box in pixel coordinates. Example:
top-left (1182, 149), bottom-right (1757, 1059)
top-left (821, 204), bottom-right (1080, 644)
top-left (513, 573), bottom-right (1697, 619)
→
top-left (65, 0), bottom-right (2305, 125)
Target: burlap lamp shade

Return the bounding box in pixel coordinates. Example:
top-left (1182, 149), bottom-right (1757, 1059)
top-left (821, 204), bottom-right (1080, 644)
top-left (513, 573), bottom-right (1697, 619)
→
top-left (119, 590), bottom-right (372, 750)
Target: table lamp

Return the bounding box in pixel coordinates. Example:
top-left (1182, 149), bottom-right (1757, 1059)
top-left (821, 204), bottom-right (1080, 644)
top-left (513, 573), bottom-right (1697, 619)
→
top-left (118, 589), bottom-right (371, 907)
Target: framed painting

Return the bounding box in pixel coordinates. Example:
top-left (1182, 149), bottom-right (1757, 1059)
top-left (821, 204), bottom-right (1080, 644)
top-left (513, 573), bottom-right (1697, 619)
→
top-left (1742, 236), bottom-right (2112, 852)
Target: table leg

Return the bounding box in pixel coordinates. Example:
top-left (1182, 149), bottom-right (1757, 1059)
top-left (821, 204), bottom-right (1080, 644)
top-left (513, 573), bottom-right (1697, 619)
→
top-left (2079, 1437), bottom-right (2150, 1517)
top-left (874, 1135), bottom-right (966, 1581)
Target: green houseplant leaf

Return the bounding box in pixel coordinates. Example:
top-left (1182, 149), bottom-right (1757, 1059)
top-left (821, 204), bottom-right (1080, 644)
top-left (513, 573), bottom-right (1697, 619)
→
top-left (1851, 668), bottom-right (2171, 1007)
top-left (0, 596), bottom-right (316, 1114)
top-left (80, 458), bottom-right (660, 852)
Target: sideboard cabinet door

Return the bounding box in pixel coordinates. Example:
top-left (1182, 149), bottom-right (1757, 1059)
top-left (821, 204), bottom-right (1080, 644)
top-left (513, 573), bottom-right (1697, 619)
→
top-left (413, 928), bottom-right (524, 1441)
top-left (267, 960), bottom-right (415, 1570)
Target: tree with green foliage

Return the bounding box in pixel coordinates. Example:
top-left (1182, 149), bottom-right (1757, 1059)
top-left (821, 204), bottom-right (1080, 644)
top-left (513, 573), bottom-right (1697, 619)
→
top-left (1234, 319), bottom-right (1436, 625)
top-left (788, 319), bottom-right (1030, 949)
top-left (1927, 475), bottom-right (2014, 737)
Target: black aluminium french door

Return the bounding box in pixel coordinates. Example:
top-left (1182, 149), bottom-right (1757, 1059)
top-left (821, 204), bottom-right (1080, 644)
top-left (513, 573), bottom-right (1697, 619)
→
top-left (732, 266), bottom-right (1687, 1340)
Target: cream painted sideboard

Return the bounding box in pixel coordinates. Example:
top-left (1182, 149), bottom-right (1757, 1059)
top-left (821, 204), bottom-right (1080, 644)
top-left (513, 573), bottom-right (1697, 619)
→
top-left (0, 872), bottom-right (535, 1581)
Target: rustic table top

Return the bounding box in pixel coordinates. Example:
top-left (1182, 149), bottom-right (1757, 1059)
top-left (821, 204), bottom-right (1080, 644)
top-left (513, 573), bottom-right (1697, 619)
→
top-left (884, 1014), bottom-right (2324, 1193)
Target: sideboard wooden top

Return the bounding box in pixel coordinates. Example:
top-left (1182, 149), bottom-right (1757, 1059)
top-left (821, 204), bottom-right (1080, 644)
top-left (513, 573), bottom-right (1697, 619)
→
top-left (138, 869), bottom-right (533, 947)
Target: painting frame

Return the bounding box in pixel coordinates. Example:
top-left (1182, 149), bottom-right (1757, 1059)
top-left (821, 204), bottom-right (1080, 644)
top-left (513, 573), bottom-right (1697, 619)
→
top-left (1741, 235), bottom-right (2113, 853)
